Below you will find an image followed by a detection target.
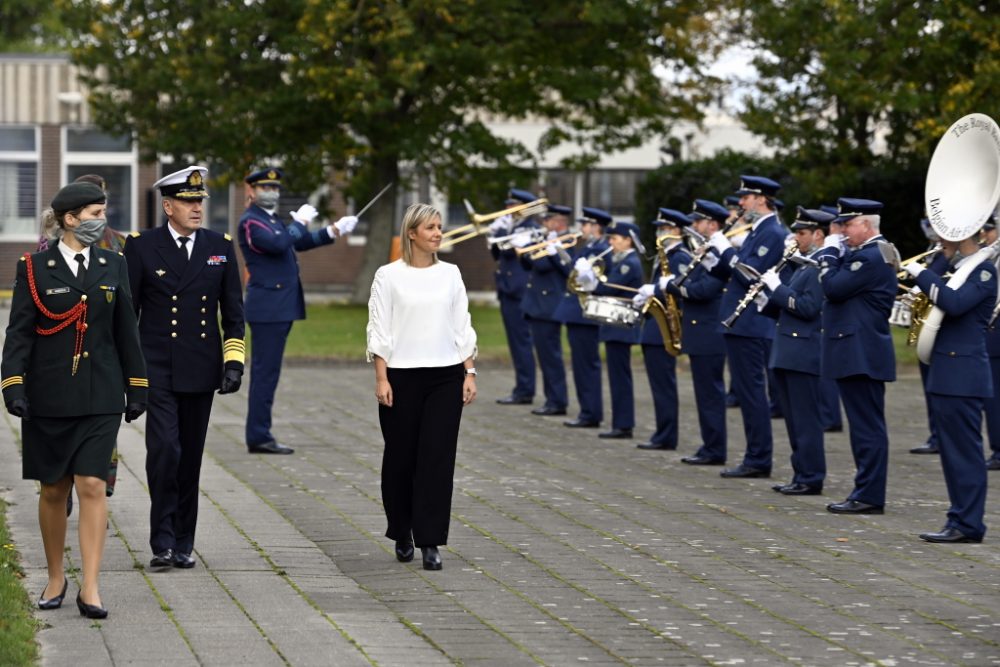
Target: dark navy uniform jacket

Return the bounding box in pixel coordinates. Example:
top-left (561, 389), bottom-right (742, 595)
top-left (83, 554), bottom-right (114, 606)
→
top-left (553, 238), bottom-right (608, 325)
top-left (763, 254), bottom-right (824, 375)
top-left (1, 246), bottom-right (148, 416)
top-left (520, 247), bottom-right (571, 322)
top-left (661, 245), bottom-right (726, 356)
top-left (490, 218), bottom-right (542, 298)
top-left (594, 250), bottom-right (643, 344)
top-left (816, 235), bottom-right (897, 381)
top-left (987, 258), bottom-right (1000, 359)
top-left (238, 203), bottom-right (335, 323)
top-left (916, 256), bottom-right (997, 397)
top-left (124, 224), bottom-right (245, 393)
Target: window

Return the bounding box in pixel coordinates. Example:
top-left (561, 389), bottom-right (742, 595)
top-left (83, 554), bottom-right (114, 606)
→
top-left (584, 170), bottom-right (645, 219)
top-left (66, 164), bottom-right (132, 233)
top-left (0, 126), bottom-right (39, 238)
top-left (63, 127), bottom-right (137, 232)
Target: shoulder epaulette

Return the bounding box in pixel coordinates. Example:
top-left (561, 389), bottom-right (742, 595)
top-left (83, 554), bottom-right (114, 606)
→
top-left (877, 240), bottom-right (900, 269)
top-left (224, 233), bottom-right (232, 241)
top-left (130, 231), bottom-right (140, 238)
top-left (19, 255), bottom-right (26, 262)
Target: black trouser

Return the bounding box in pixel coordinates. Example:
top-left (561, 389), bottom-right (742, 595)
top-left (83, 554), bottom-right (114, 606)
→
top-left (378, 364), bottom-right (464, 547)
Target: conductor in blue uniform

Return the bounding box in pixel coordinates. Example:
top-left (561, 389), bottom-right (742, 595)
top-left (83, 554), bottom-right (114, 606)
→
top-left (125, 166), bottom-right (246, 568)
top-left (237, 167), bottom-right (358, 454)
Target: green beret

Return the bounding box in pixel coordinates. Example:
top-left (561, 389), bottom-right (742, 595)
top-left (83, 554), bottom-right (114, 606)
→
top-left (51, 182), bottom-right (106, 213)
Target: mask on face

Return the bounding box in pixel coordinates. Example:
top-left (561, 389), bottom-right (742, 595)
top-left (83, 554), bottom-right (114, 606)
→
top-left (73, 217), bottom-right (108, 247)
top-left (256, 190), bottom-right (280, 209)
top-left (743, 209), bottom-right (761, 224)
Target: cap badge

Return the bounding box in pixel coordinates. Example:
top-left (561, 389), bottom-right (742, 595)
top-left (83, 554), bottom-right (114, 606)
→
top-left (267, 170), bottom-right (277, 180)
top-left (189, 171), bottom-right (203, 187)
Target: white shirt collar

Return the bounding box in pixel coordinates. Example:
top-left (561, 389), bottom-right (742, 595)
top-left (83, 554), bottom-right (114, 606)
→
top-left (57, 239), bottom-right (90, 270)
top-left (167, 224), bottom-right (196, 251)
top-left (752, 212), bottom-right (775, 231)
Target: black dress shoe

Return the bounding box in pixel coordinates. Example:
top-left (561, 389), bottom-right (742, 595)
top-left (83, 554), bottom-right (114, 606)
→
top-left (918, 526), bottom-right (982, 543)
top-left (531, 406), bottom-right (567, 416)
top-left (421, 546), bottom-right (442, 571)
top-left (248, 441), bottom-right (295, 454)
top-left (909, 442), bottom-right (939, 455)
top-left (173, 552), bottom-right (196, 569)
top-left (681, 454), bottom-right (725, 466)
top-left (150, 549), bottom-right (175, 569)
top-left (777, 483), bottom-right (822, 496)
top-left (598, 428), bottom-right (633, 439)
top-left (77, 592), bottom-right (108, 619)
top-left (824, 424), bottom-right (843, 433)
top-left (564, 418), bottom-right (600, 428)
top-left (636, 442), bottom-right (676, 450)
top-left (986, 456), bottom-right (1000, 471)
top-left (826, 499), bottom-right (884, 514)
top-left (395, 539), bottom-right (414, 563)
top-left (496, 395), bottom-right (532, 405)
top-left (720, 464), bottom-right (770, 479)
top-left (725, 394), bottom-right (740, 408)
top-left (38, 577), bottom-right (68, 610)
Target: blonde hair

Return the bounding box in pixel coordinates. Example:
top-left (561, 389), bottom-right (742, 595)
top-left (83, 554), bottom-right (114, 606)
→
top-left (399, 203), bottom-right (442, 266)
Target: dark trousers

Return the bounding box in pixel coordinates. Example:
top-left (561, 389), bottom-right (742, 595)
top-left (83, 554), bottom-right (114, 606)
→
top-left (499, 294), bottom-right (535, 399)
top-left (985, 357), bottom-right (1000, 457)
top-left (146, 388), bottom-right (214, 554)
top-left (690, 354), bottom-right (727, 461)
top-left (566, 323), bottom-right (602, 423)
top-left (528, 318), bottom-right (567, 410)
top-left (931, 393), bottom-right (988, 539)
top-left (772, 368), bottom-right (826, 487)
top-left (818, 376), bottom-right (843, 430)
top-left (246, 321), bottom-right (293, 447)
top-left (724, 335), bottom-right (773, 471)
top-left (918, 362), bottom-right (939, 449)
top-left (605, 342), bottom-right (634, 430)
top-left (837, 375), bottom-right (888, 506)
top-left (641, 344), bottom-right (677, 447)
top-left (379, 365), bottom-right (464, 547)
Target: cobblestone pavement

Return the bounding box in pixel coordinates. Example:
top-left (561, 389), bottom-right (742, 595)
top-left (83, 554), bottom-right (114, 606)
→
top-left (1, 355), bottom-right (998, 666)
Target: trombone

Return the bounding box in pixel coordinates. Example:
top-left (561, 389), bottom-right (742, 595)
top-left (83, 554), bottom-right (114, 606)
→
top-left (516, 231), bottom-right (583, 259)
top-left (439, 197), bottom-right (549, 250)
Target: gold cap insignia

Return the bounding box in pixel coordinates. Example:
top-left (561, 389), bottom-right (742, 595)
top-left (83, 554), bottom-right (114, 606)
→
top-left (189, 171), bottom-right (203, 187)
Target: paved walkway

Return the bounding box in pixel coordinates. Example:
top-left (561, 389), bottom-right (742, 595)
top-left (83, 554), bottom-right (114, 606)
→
top-left (1, 353), bottom-right (998, 665)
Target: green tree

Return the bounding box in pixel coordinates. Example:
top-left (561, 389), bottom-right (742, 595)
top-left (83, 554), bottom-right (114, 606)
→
top-left (59, 0), bottom-right (717, 301)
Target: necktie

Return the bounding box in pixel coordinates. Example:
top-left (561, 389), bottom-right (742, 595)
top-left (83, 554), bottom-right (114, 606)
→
top-left (178, 236), bottom-right (190, 263)
top-left (74, 253), bottom-right (86, 286)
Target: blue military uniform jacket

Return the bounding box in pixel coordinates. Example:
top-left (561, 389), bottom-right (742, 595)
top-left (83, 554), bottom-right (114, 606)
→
top-left (490, 218), bottom-right (541, 298)
top-left (987, 258), bottom-right (1000, 359)
top-left (124, 224), bottom-right (245, 393)
top-left (238, 203), bottom-right (335, 323)
top-left (816, 235), bottom-right (897, 381)
top-left (661, 245), bottom-right (725, 356)
top-left (763, 253), bottom-right (824, 375)
top-left (553, 238), bottom-right (608, 325)
top-left (915, 255), bottom-right (997, 397)
top-left (520, 247), bottom-right (571, 322)
top-left (595, 250), bottom-right (643, 344)
top-left (709, 213), bottom-right (786, 338)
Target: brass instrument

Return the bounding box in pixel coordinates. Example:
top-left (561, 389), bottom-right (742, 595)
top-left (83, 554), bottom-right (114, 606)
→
top-left (516, 231), bottom-right (583, 259)
top-left (724, 222), bottom-right (753, 238)
top-left (651, 234), bottom-right (683, 356)
top-left (721, 240), bottom-right (798, 329)
top-left (897, 244), bottom-right (942, 280)
top-left (439, 197), bottom-right (549, 249)
top-left (568, 247), bottom-right (614, 300)
top-left (488, 228), bottom-right (546, 251)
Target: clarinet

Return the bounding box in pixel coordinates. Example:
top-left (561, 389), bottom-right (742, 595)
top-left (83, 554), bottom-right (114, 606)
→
top-left (721, 242), bottom-right (797, 329)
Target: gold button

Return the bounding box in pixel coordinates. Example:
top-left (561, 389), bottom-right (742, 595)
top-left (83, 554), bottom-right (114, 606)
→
top-left (276, 283), bottom-right (282, 288)
top-left (172, 295), bottom-right (178, 301)
top-left (171, 332), bottom-right (177, 338)
top-left (792, 332), bottom-right (798, 337)
top-left (201, 333), bottom-right (206, 339)
top-left (171, 320), bottom-right (177, 326)
top-left (201, 308), bottom-right (206, 313)
top-left (81, 295), bottom-right (88, 302)
top-left (201, 320), bottom-right (206, 326)
top-left (949, 351), bottom-right (956, 357)
top-left (171, 307), bottom-right (177, 313)
top-left (82, 351), bottom-right (89, 359)
top-left (691, 319), bottom-right (697, 325)
top-left (201, 296), bottom-right (207, 301)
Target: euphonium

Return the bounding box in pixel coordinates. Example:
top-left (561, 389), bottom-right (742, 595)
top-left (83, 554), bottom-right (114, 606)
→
top-left (648, 234), bottom-right (682, 356)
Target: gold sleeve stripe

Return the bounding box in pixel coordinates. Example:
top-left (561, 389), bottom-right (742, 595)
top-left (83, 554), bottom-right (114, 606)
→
top-left (223, 339), bottom-right (245, 350)
top-left (128, 378), bottom-right (149, 387)
top-left (1, 376), bottom-right (24, 389)
top-left (224, 349), bottom-right (245, 363)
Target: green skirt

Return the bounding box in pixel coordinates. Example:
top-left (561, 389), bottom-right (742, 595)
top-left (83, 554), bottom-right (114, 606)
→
top-left (22, 414), bottom-right (121, 485)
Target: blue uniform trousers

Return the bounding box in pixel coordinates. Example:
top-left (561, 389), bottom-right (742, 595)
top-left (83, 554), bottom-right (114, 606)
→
top-left (772, 369), bottom-right (825, 487)
top-left (918, 362), bottom-right (939, 449)
top-left (246, 321), bottom-right (293, 447)
top-left (765, 339), bottom-right (781, 417)
top-left (500, 293), bottom-right (535, 399)
top-left (528, 318), bottom-right (568, 410)
top-left (837, 375), bottom-right (889, 506)
top-left (689, 354), bottom-right (727, 461)
top-left (566, 323), bottom-right (602, 423)
top-left (985, 357), bottom-right (1000, 458)
top-left (818, 376), bottom-right (843, 430)
top-left (724, 335), bottom-right (773, 471)
top-left (931, 394), bottom-right (988, 539)
top-left (641, 345), bottom-right (677, 447)
top-left (605, 342), bottom-right (634, 430)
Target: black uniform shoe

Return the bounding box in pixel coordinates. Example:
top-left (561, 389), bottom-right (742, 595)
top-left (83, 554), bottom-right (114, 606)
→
top-left (776, 483), bottom-right (822, 496)
top-left (173, 552), bottom-right (196, 568)
top-left (564, 418), bottom-right (600, 428)
top-left (496, 395), bottom-right (532, 405)
top-left (248, 441), bottom-right (295, 454)
top-left (918, 526), bottom-right (982, 543)
top-left (38, 577), bottom-right (68, 610)
top-left (725, 393), bottom-right (740, 408)
top-left (395, 539), bottom-right (414, 563)
top-left (150, 549), bottom-right (175, 569)
top-left (636, 442), bottom-right (676, 450)
top-left (824, 424), bottom-right (843, 433)
top-left (421, 546), bottom-right (442, 571)
top-left (681, 455), bottom-right (725, 465)
top-left (986, 456), bottom-right (1000, 471)
top-left (826, 499), bottom-right (884, 514)
top-left (598, 428), bottom-right (633, 439)
top-left (909, 442), bottom-right (939, 455)
top-left (77, 592), bottom-right (108, 619)
top-left (720, 464), bottom-right (770, 479)
top-left (531, 406), bottom-right (567, 416)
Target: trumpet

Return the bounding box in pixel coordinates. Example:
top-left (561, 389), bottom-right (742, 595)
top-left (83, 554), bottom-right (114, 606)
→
top-left (897, 244), bottom-right (942, 279)
top-left (439, 197), bottom-right (549, 249)
top-left (517, 231), bottom-right (583, 260)
top-left (489, 228), bottom-right (546, 250)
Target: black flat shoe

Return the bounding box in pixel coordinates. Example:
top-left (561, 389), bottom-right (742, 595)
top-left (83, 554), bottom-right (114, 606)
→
top-left (919, 526), bottom-right (982, 543)
top-left (598, 428), bottom-right (633, 439)
top-left (150, 549), bottom-right (175, 569)
top-left (531, 406), bottom-right (567, 416)
top-left (777, 483), bottom-right (822, 496)
top-left (824, 424), bottom-right (843, 433)
top-left (636, 442), bottom-right (676, 450)
top-left (826, 499), bottom-right (884, 514)
top-left (172, 552), bottom-right (196, 569)
top-left (909, 442), bottom-right (939, 455)
top-left (38, 577), bottom-right (68, 610)
top-left (421, 546), bottom-right (442, 571)
top-left (395, 539), bottom-right (414, 563)
top-left (77, 592), bottom-right (108, 619)
top-left (248, 441), bottom-right (295, 454)
top-left (986, 456), bottom-right (1000, 471)
top-left (681, 454), bottom-right (725, 466)
top-left (563, 418), bottom-right (600, 428)
top-left (496, 395), bottom-right (532, 405)
top-left (720, 464), bottom-right (770, 479)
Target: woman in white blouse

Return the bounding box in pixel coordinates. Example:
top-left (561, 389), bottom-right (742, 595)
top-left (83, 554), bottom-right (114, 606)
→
top-left (367, 203), bottom-right (478, 571)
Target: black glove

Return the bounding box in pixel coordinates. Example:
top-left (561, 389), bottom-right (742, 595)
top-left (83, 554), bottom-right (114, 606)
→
top-left (124, 402), bottom-right (146, 423)
top-left (6, 398), bottom-right (30, 421)
top-left (219, 368), bottom-right (243, 395)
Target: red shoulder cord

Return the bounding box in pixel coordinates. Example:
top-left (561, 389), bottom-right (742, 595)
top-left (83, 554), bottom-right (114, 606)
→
top-left (23, 253), bottom-right (88, 375)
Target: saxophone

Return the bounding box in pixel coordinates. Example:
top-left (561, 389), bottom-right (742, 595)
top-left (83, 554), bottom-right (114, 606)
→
top-left (644, 235), bottom-right (683, 356)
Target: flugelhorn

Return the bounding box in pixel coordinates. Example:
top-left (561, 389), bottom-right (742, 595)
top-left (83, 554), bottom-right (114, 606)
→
top-left (489, 228), bottom-right (546, 251)
top-left (439, 197), bottom-right (549, 249)
top-left (516, 231), bottom-right (583, 259)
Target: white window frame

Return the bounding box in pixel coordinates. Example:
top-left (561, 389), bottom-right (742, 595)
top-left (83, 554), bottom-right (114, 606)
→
top-left (0, 125), bottom-right (41, 242)
top-left (61, 125), bottom-right (139, 232)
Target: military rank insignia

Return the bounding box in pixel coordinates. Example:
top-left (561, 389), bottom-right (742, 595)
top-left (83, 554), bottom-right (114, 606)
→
top-left (155, 269), bottom-right (166, 277)
top-left (207, 255), bottom-right (228, 265)
top-left (100, 285), bottom-right (117, 303)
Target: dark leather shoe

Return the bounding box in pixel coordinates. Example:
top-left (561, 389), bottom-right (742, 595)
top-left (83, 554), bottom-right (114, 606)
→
top-left (725, 394), bottom-right (740, 408)
top-left (531, 406), bottom-right (567, 416)
top-left (496, 395), bottom-right (532, 405)
top-left (598, 428), bottom-right (633, 439)
top-left (395, 539), bottom-right (414, 563)
top-left (150, 549), bottom-right (175, 569)
top-left (564, 418), bottom-right (600, 428)
top-left (248, 441), bottom-right (294, 454)
top-left (173, 552), bottom-right (196, 569)
top-left (681, 454), bottom-right (725, 465)
top-left (918, 526), bottom-right (982, 543)
top-left (720, 464), bottom-right (770, 478)
top-left (909, 442), bottom-right (939, 455)
top-left (986, 456), bottom-right (1000, 471)
top-left (777, 483), bottom-right (822, 496)
top-left (824, 424), bottom-right (843, 433)
top-left (38, 577), bottom-right (68, 610)
top-left (636, 442), bottom-right (676, 450)
top-left (826, 499), bottom-right (884, 514)
top-left (421, 546), bottom-right (442, 571)
top-left (76, 592), bottom-right (108, 619)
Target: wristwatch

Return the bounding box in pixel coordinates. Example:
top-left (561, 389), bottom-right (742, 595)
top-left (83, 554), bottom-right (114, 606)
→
top-left (465, 367), bottom-right (477, 376)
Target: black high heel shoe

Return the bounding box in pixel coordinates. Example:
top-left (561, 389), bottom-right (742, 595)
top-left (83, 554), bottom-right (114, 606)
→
top-left (76, 592), bottom-right (108, 619)
top-left (421, 546), bottom-right (442, 571)
top-left (395, 539), bottom-right (414, 563)
top-left (38, 577), bottom-right (68, 610)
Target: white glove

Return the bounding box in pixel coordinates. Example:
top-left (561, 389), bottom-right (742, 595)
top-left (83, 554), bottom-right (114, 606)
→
top-left (577, 272), bottom-right (599, 292)
top-left (708, 231), bottom-right (731, 254)
top-left (658, 275), bottom-right (675, 291)
top-left (510, 231), bottom-right (533, 248)
top-left (754, 291), bottom-right (770, 311)
top-left (545, 241), bottom-right (559, 256)
top-left (488, 215), bottom-right (513, 235)
top-left (574, 257), bottom-right (592, 273)
top-left (729, 232), bottom-right (748, 250)
top-left (905, 262), bottom-right (925, 279)
top-left (632, 292), bottom-right (652, 308)
top-left (546, 230), bottom-right (559, 241)
top-left (760, 268), bottom-right (781, 291)
top-left (823, 233), bottom-right (844, 254)
top-left (290, 204), bottom-right (318, 224)
top-left (701, 251), bottom-right (720, 270)
top-left (334, 215), bottom-right (358, 235)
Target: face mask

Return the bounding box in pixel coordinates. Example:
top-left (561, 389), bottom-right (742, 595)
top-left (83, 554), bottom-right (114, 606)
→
top-left (743, 209), bottom-right (761, 224)
top-left (73, 217), bottom-right (108, 247)
top-left (256, 190), bottom-right (280, 209)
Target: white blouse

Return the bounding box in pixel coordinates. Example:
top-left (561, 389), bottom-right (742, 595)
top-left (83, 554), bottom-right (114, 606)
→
top-left (366, 259), bottom-right (478, 368)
